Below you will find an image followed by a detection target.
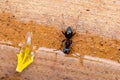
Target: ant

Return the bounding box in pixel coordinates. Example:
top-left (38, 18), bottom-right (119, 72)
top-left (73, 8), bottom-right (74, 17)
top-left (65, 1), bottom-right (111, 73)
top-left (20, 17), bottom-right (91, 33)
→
top-left (61, 26), bottom-right (76, 54)
top-left (61, 26), bottom-right (84, 65)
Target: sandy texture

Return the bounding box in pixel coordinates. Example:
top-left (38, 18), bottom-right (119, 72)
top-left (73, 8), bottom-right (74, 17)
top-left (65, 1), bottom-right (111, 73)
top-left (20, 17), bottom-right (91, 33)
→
top-left (0, 11), bottom-right (120, 80)
top-left (0, 12), bottom-right (120, 62)
top-left (0, 0), bottom-right (120, 39)
top-left (0, 0), bottom-right (120, 80)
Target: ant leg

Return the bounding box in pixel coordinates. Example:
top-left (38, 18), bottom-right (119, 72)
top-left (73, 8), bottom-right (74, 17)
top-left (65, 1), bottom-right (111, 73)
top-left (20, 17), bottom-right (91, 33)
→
top-left (70, 46), bottom-right (84, 66)
top-left (62, 31), bottom-right (65, 35)
top-left (72, 32), bottom-right (76, 36)
top-left (69, 40), bottom-right (77, 48)
top-left (71, 47), bottom-right (75, 53)
top-left (59, 39), bottom-right (66, 50)
top-left (53, 39), bottom-right (65, 51)
top-left (62, 39), bottom-right (66, 44)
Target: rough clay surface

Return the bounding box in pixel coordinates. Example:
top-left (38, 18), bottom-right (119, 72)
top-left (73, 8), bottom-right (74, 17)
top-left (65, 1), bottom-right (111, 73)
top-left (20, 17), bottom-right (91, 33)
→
top-left (0, 0), bottom-right (120, 80)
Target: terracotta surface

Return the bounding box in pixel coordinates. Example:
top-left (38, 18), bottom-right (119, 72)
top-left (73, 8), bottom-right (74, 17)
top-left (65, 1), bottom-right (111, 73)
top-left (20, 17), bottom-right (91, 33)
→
top-left (0, 12), bottom-right (120, 62)
top-left (0, 45), bottom-right (120, 80)
top-left (0, 0), bottom-right (120, 80)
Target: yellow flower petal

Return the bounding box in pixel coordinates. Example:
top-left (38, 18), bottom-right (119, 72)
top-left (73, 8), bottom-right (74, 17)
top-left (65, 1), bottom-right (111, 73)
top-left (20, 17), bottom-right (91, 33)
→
top-left (16, 46), bottom-right (34, 72)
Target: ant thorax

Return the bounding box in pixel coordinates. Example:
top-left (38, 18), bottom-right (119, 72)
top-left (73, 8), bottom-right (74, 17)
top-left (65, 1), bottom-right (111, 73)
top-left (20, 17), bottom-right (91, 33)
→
top-left (64, 39), bottom-right (72, 48)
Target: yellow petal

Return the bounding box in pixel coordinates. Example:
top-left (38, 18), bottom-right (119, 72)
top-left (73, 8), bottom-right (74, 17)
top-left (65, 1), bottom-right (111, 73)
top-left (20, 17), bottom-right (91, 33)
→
top-left (16, 46), bottom-right (34, 72)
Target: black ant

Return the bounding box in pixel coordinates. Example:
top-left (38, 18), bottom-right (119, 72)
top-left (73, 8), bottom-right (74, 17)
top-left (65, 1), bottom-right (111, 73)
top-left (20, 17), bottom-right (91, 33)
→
top-left (55, 14), bottom-right (80, 54)
top-left (61, 26), bottom-right (76, 54)
top-left (61, 27), bottom-right (84, 65)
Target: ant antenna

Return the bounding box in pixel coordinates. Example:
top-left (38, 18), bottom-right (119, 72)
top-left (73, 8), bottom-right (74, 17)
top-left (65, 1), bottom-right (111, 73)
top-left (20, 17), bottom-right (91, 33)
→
top-left (74, 14), bottom-right (80, 32)
top-left (60, 14), bottom-right (66, 31)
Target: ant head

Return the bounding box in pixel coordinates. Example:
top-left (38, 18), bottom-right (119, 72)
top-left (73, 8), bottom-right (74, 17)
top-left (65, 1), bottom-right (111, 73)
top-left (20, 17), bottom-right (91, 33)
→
top-left (66, 26), bottom-right (72, 33)
top-left (64, 26), bottom-right (73, 39)
top-left (63, 48), bottom-right (70, 54)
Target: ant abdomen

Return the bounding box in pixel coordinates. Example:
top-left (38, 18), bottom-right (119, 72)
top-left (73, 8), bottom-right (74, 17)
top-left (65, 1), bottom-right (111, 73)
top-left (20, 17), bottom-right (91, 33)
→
top-left (63, 48), bottom-right (70, 54)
